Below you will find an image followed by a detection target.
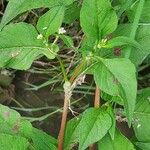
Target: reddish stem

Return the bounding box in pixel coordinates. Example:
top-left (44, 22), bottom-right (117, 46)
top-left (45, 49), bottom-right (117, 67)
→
top-left (89, 87), bottom-right (101, 150)
top-left (89, 145), bottom-right (95, 150)
top-left (94, 87), bottom-right (100, 108)
top-left (58, 96), bottom-right (69, 150)
top-left (58, 60), bottom-right (86, 149)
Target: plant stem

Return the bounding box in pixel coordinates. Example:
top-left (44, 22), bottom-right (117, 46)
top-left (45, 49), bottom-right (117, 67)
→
top-left (53, 35), bottom-right (69, 149)
top-left (125, 0), bottom-right (145, 58)
top-left (57, 56), bottom-right (68, 82)
top-left (70, 59), bottom-right (86, 84)
top-left (58, 60), bottom-right (87, 149)
top-left (94, 87), bottom-right (100, 108)
top-left (58, 96), bottom-right (69, 150)
top-left (89, 87), bottom-right (101, 150)
top-left (52, 35), bottom-right (59, 45)
top-left (89, 145), bottom-right (95, 150)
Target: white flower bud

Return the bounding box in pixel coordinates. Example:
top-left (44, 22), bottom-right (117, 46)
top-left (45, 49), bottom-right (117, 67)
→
top-left (58, 27), bottom-right (66, 34)
top-left (37, 34), bottom-right (43, 40)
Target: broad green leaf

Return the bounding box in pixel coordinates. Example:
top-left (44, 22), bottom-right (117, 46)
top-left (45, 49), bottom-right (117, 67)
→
top-left (59, 35), bottom-right (74, 49)
top-left (130, 25), bottom-right (150, 65)
top-left (0, 0), bottom-right (74, 29)
top-left (105, 36), bottom-right (143, 51)
top-left (0, 23), bottom-right (56, 70)
top-left (101, 92), bottom-right (124, 105)
top-left (136, 142), bottom-right (150, 150)
top-left (0, 0), bottom-right (53, 29)
top-left (31, 128), bottom-right (57, 150)
top-left (79, 36), bottom-right (101, 59)
top-left (132, 88), bottom-right (150, 142)
top-left (80, 0), bottom-right (118, 40)
top-left (117, 0), bottom-right (134, 17)
top-left (98, 130), bottom-right (135, 150)
top-left (114, 24), bottom-right (150, 65)
top-left (107, 106), bottom-right (116, 140)
top-left (0, 104), bottom-right (32, 138)
top-left (94, 58), bottom-right (137, 125)
top-left (127, 0), bottom-right (150, 23)
top-left (0, 133), bottom-right (29, 150)
top-left (63, 2), bottom-right (81, 24)
top-left (37, 6), bottom-right (65, 37)
top-left (78, 108), bottom-right (112, 150)
top-left (64, 117), bottom-right (81, 150)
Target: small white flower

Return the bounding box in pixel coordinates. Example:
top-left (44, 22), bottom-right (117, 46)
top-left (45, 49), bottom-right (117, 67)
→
top-left (37, 34), bottom-right (43, 40)
top-left (43, 27), bottom-right (47, 30)
top-left (58, 27), bottom-right (66, 34)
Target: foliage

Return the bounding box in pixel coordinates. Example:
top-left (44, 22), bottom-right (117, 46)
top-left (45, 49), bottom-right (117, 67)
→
top-left (0, 0), bottom-right (150, 149)
top-left (0, 104), bottom-right (57, 149)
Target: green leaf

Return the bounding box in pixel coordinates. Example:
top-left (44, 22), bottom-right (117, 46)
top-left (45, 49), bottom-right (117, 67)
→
top-left (0, 23), bottom-right (56, 70)
top-left (37, 6), bottom-right (65, 37)
top-left (0, 0), bottom-right (74, 29)
top-left (117, 0), bottom-right (134, 17)
top-left (101, 92), bottom-right (124, 105)
top-left (59, 35), bottom-right (74, 49)
top-left (79, 37), bottom-right (96, 57)
top-left (64, 117), bottom-right (81, 150)
top-left (132, 88), bottom-right (150, 142)
top-left (106, 36), bottom-right (143, 51)
top-left (0, 104), bottom-right (32, 138)
top-left (63, 2), bottom-right (81, 24)
top-left (107, 106), bottom-right (116, 140)
top-left (80, 0), bottom-right (118, 40)
top-left (94, 58), bottom-right (137, 125)
top-left (78, 108), bottom-right (112, 150)
top-left (130, 25), bottom-right (150, 65)
top-left (98, 130), bottom-right (135, 150)
top-left (127, 1), bottom-right (150, 23)
top-left (31, 128), bottom-right (57, 150)
top-left (0, 133), bottom-right (29, 150)
top-left (0, 0), bottom-right (53, 29)
top-left (114, 24), bottom-right (150, 65)
top-left (136, 142), bottom-right (150, 150)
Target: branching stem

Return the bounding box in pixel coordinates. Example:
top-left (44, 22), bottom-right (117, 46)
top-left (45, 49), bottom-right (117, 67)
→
top-left (58, 60), bottom-right (87, 149)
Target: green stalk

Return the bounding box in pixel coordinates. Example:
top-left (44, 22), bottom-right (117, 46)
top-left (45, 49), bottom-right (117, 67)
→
top-left (52, 35), bottom-right (68, 82)
top-left (57, 56), bottom-right (68, 82)
top-left (125, 0), bottom-right (145, 58)
top-left (70, 59), bottom-right (87, 83)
